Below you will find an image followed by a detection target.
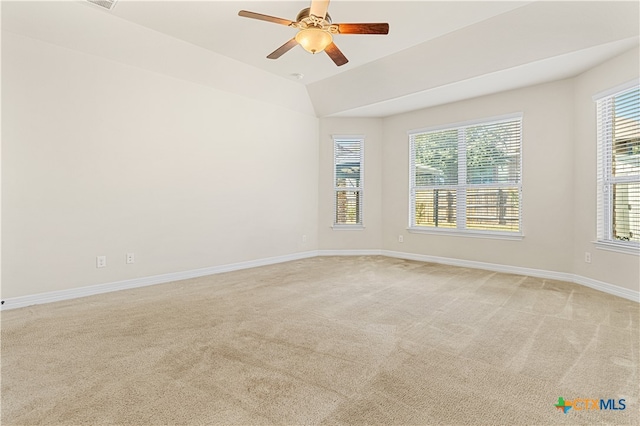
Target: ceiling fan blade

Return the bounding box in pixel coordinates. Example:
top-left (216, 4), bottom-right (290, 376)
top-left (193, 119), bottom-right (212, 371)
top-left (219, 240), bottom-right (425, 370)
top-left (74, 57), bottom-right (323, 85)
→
top-left (325, 42), bottom-right (348, 66)
top-left (336, 23), bottom-right (389, 35)
top-left (267, 38), bottom-right (299, 59)
top-left (238, 10), bottom-right (293, 27)
top-left (309, 0), bottom-right (330, 19)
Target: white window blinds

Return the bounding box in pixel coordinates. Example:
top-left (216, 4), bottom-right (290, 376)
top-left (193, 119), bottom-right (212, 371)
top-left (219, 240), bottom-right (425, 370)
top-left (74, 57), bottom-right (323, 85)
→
top-left (596, 84), bottom-right (640, 249)
top-left (334, 137), bottom-right (364, 226)
top-left (409, 115), bottom-right (522, 235)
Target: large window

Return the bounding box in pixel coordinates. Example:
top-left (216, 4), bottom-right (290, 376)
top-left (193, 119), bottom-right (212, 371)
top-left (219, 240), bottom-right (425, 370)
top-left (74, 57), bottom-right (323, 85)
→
top-left (596, 83), bottom-right (640, 253)
top-left (334, 136), bottom-right (364, 227)
top-left (409, 115), bottom-right (522, 237)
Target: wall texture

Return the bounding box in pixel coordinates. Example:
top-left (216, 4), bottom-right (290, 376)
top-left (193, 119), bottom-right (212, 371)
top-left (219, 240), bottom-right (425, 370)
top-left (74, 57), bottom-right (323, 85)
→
top-left (2, 32), bottom-right (319, 298)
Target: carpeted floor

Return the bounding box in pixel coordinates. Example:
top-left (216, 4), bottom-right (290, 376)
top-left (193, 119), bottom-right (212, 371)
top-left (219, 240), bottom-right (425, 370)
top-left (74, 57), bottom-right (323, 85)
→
top-left (1, 256), bottom-right (638, 425)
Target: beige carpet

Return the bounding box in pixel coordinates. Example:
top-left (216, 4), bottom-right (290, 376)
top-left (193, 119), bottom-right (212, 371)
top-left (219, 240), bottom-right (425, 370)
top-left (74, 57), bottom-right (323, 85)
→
top-left (1, 256), bottom-right (638, 425)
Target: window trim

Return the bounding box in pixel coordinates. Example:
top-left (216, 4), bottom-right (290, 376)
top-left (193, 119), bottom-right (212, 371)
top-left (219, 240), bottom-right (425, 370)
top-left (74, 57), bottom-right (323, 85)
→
top-left (408, 113), bottom-right (524, 238)
top-left (594, 240), bottom-right (640, 256)
top-left (594, 80), bottom-right (640, 254)
top-left (332, 135), bottom-right (365, 230)
top-left (407, 226), bottom-right (524, 240)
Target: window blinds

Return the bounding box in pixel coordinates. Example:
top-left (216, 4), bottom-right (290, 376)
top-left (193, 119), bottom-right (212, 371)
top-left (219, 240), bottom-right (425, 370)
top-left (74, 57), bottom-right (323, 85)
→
top-left (409, 115), bottom-right (522, 234)
top-left (334, 138), bottom-right (364, 226)
top-left (596, 86), bottom-right (640, 245)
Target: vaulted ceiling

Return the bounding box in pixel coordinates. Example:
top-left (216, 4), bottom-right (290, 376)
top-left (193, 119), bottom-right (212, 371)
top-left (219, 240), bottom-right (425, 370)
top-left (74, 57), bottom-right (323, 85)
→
top-left (2, 1), bottom-right (638, 117)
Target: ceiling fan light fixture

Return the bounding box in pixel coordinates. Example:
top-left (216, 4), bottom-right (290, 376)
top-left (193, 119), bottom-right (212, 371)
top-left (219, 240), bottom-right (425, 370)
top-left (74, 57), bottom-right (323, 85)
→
top-left (295, 28), bottom-right (333, 54)
top-left (239, 1), bottom-right (389, 66)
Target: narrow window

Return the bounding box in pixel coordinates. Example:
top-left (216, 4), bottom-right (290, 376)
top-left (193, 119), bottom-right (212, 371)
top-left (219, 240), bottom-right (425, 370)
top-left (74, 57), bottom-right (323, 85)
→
top-left (334, 137), bottom-right (364, 227)
top-left (409, 115), bottom-right (522, 236)
top-left (596, 84), bottom-right (640, 252)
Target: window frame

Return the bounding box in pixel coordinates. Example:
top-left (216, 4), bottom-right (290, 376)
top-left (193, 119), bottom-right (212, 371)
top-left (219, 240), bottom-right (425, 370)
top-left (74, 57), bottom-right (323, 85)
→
top-left (407, 113), bottom-right (524, 240)
top-left (332, 135), bottom-right (365, 230)
top-left (594, 80), bottom-right (640, 255)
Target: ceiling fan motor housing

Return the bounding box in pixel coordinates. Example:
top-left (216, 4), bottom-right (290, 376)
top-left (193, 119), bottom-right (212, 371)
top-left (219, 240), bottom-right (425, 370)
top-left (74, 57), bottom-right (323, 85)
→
top-left (296, 7), bottom-right (332, 26)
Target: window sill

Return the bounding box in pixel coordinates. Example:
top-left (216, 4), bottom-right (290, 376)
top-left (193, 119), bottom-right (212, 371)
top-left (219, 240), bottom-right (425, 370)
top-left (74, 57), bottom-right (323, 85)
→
top-left (407, 227), bottom-right (523, 241)
top-left (332, 225), bottom-right (365, 231)
top-left (594, 241), bottom-right (640, 256)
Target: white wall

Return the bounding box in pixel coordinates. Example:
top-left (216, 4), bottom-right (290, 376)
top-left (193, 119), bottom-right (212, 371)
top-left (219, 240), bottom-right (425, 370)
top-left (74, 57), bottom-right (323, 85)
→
top-left (318, 118), bottom-right (382, 250)
top-left (0, 1), bottom-right (315, 117)
top-left (381, 80), bottom-right (576, 273)
top-left (1, 32), bottom-right (319, 299)
top-left (572, 48), bottom-right (640, 290)
top-left (2, 9), bottom-right (637, 301)
top-left (313, 50), bottom-right (637, 297)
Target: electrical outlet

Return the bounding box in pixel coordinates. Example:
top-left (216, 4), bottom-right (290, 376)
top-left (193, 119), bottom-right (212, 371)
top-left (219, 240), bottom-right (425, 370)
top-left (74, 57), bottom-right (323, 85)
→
top-left (585, 252), bottom-right (591, 263)
top-left (302, 235), bottom-right (307, 244)
top-left (398, 235), bottom-right (404, 243)
top-left (96, 256), bottom-right (107, 268)
top-left (126, 253), bottom-right (135, 264)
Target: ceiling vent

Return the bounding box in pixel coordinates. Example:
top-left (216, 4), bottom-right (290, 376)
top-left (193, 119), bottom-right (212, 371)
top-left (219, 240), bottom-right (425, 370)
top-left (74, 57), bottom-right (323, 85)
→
top-left (86, 0), bottom-right (118, 11)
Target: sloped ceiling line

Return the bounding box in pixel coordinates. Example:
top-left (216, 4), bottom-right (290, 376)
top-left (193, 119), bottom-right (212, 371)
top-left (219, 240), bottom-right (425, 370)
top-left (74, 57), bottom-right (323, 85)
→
top-left (2, 1), bottom-right (638, 118)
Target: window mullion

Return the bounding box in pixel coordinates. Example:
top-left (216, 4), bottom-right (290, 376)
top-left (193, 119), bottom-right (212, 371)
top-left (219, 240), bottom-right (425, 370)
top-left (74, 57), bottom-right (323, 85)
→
top-left (409, 137), bottom-right (416, 227)
top-left (602, 97), bottom-right (614, 241)
top-left (457, 128), bottom-right (467, 229)
top-left (408, 114), bottom-right (523, 235)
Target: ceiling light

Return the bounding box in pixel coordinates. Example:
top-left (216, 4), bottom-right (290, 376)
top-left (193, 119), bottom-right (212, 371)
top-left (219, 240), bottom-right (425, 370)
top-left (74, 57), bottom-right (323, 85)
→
top-left (295, 28), bottom-right (333, 54)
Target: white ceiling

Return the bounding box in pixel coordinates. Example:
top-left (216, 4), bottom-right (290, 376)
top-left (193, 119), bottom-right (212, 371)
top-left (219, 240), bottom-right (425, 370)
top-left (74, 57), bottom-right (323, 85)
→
top-left (106, 1), bottom-right (531, 84)
top-left (2, 1), bottom-right (639, 117)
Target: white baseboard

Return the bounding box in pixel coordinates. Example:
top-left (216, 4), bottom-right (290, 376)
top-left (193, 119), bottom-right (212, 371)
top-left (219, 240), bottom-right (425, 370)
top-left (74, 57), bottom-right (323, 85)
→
top-left (1, 251), bottom-right (318, 311)
top-left (317, 249), bottom-right (383, 256)
top-left (571, 274), bottom-right (639, 302)
top-left (382, 250), bottom-right (574, 281)
top-left (2, 249), bottom-right (637, 310)
top-left (382, 250), bottom-right (639, 303)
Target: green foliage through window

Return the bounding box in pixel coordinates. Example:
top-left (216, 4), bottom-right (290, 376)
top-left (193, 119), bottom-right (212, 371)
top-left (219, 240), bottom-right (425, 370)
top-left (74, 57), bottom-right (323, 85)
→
top-left (410, 116), bottom-right (522, 233)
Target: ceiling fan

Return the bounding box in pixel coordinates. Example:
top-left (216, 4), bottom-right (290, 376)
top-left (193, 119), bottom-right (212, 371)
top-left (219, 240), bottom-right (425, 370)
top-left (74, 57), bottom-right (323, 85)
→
top-left (238, 0), bottom-right (389, 67)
